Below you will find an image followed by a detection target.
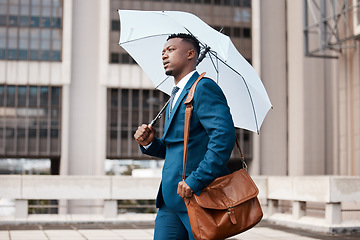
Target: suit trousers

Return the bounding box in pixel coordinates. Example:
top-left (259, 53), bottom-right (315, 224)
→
top-left (154, 204), bottom-right (195, 240)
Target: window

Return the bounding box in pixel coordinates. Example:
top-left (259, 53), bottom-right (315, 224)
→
top-left (107, 88), bottom-right (168, 159)
top-left (111, 20), bottom-right (119, 31)
top-left (0, 85), bottom-right (61, 157)
top-left (233, 27), bottom-right (241, 37)
top-left (211, 25), bottom-right (251, 39)
top-left (110, 52), bottom-right (136, 64)
top-left (243, 27), bottom-right (251, 38)
top-left (233, 0), bottom-right (240, 6)
top-left (223, 26), bottom-right (231, 36)
top-left (0, 0), bottom-right (63, 61)
top-left (0, 27), bottom-right (5, 59)
top-left (242, 0), bottom-right (251, 7)
top-left (0, 85), bottom-right (4, 106)
top-left (224, 0), bottom-right (231, 6)
top-left (111, 53), bottom-right (119, 63)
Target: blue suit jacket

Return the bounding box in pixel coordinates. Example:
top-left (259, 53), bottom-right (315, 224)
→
top-left (141, 71), bottom-right (235, 212)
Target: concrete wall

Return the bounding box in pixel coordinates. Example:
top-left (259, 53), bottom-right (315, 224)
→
top-left (338, 44), bottom-right (360, 175)
top-left (253, 0), bottom-right (359, 176)
top-left (1, 175), bottom-right (359, 233)
top-left (65, 0), bottom-right (105, 176)
top-left (256, 0), bottom-right (288, 175)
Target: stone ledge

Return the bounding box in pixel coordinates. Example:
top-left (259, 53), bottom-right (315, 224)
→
top-left (0, 213), bottom-right (156, 226)
top-left (266, 213), bottom-right (360, 234)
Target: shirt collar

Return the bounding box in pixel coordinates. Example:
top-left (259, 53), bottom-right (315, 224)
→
top-left (175, 70), bottom-right (196, 90)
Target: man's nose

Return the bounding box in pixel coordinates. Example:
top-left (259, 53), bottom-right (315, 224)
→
top-left (162, 52), bottom-right (168, 60)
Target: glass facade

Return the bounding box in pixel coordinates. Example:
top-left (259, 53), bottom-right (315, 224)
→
top-left (107, 88), bottom-right (168, 158)
top-left (0, 0), bottom-right (63, 61)
top-left (357, 0), bottom-right (360, 26)
top-left (106, 88), bottom-right (252, 165)
top-left (0, 85), bottom-right (61, 157)
top-left (110, 0), bottom-right (252, 64)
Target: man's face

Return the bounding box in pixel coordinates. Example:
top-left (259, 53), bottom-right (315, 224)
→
top-left (162, 38), bottom-right (192, 77)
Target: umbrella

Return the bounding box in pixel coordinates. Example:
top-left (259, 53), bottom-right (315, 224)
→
top-left (118, 10), bottom-right (272, 133)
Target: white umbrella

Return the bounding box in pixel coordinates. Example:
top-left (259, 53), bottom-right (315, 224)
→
top-left (118, 10), bottom-right (272, 133)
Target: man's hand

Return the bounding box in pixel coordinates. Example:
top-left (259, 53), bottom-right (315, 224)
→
top-left (177, 180), bottom-right (193, 199)
top-left (134, 124), bottom-right (156, 146)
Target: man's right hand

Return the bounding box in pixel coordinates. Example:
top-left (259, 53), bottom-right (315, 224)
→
top-left (134, 124), bottom-right (156, 146)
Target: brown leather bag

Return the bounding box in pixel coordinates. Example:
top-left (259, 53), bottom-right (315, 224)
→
top-left (182, 73), bottom-right (263, 240)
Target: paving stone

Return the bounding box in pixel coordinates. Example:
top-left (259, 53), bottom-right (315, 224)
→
top-left (0, 231), bottom-right (10, 240)
top-left (1, 221), bottom-right (359, 240)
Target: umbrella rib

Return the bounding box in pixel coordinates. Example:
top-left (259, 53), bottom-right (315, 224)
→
top-left (183, 27), bottom-right (220, 83)
top-left (208, 51), bottom-right (260, 133)
top-left (208, 51), bottom-right (220, 83)
top-left (155, 76), bottom-right (171, 90)
top-left (119, 33), bottom-right (171, 46)
top-left (183, 27), bottom-right (207, 49)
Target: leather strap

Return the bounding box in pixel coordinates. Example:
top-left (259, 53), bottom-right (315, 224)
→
top-left (182, 72), bottom-right (247, 180)
top-left (183, 72), bottom-right (206, 180)
top-left (184, 72), bottom-right (206, 105)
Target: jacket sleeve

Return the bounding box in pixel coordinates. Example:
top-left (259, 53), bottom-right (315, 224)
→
top-left (184, 79), bottom-right (235, 195)
top-left (140, 137), bottom-right (166, 159)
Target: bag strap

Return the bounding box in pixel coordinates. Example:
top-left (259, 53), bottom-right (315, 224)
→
top-left (182, 72), bottom-right (247, 181)
top-left (182, 72), bottom-right (206, 180)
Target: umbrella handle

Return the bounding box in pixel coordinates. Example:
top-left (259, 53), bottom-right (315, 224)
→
top-left (149, 98), bottom-right (170, 126)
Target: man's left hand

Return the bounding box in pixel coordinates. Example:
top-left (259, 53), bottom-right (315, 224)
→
top-left (177, 180), bottom-right (193, 198)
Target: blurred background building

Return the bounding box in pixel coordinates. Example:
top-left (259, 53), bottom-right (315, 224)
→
top-left (0, 0), bottom-right (253, 177)
top-left (254, 0), bottom-right (360, 176)
top-left (0, 0), bottom-right (359, 214)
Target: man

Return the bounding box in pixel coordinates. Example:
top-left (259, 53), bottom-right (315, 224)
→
top-left (134, 33), bottom-right (235, 239)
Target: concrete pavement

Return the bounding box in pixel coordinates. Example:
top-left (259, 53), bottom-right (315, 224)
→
top-left (0, 214), bottom-right (359, 240)
top-left (1, 222), bottom-right (360, 240)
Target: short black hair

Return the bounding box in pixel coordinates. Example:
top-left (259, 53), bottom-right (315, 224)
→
top-left (167, 33), bottom-right (201, 56)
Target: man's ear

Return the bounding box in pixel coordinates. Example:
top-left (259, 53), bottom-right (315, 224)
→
top-left (187, 49), bottom-right (196, 60)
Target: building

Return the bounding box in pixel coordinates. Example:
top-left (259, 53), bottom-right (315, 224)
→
top-left (1, 0), bottom-right (359, 214)
top-left (252, 0), bottom-right (360, 176)
top-left (0, 1), bottom-right (252, 176)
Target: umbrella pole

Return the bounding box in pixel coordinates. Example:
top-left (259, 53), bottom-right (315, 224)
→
top-left (149, 98), bottom-right (170, 126)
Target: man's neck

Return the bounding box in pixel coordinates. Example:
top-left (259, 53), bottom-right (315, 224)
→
top-left (174, 70), bottom-right (196, 89)
top-left (174, 68), bottom-right (196, 85)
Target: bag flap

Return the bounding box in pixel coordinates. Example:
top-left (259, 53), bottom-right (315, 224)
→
top-left (193, 169), bottom-right (259, 210)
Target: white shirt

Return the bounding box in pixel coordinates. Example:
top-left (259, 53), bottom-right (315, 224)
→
top-left (171, 70), bottom-right (196, 109)
top-left (144, 70), bottom-right (196, 149)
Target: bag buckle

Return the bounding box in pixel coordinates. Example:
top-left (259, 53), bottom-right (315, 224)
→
top-left (227, 206), bottom-right (237, 224)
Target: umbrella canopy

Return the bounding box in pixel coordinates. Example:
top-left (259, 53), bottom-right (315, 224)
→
top-left (118, 10), bottom-right (272, 133)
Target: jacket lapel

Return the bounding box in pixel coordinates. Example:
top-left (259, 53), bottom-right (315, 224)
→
top-left (163, 71), bottom-right (200, 139)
